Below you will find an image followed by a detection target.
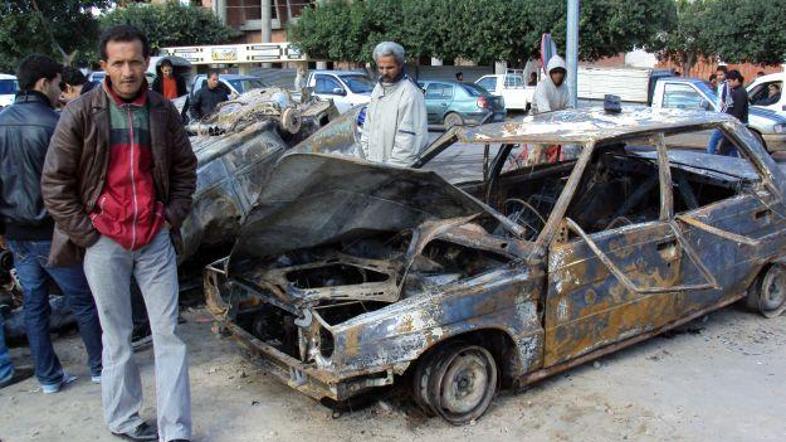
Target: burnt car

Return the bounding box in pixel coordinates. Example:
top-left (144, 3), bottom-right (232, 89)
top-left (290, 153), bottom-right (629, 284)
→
top-left (203, 107), bottom-right (786, 424)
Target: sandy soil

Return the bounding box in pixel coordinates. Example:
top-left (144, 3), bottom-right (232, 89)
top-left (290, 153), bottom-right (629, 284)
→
top-left (1, 305), bottom-right (785, 442)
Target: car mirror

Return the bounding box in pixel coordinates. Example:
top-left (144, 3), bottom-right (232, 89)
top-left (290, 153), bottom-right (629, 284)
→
top-left (332, 87), bottom-right (346, 96)
top-left (700, 99), bottom-right (711, 110)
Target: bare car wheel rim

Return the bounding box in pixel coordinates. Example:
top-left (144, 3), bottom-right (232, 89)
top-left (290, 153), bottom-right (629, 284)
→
top-left (435, 346), bottom-right (497, 422)
top-left (760, 265), bottom-right (786, 315)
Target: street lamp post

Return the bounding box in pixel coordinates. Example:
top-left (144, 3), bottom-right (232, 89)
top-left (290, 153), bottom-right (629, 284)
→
top-left (566, 0), bottom-right (579, 108)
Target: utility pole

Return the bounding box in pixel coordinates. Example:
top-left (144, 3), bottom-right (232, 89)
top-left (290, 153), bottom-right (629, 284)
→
top-left (566, 0), bottom-right (579, 108)
top-left (261, 0), bottom-right (272, 68)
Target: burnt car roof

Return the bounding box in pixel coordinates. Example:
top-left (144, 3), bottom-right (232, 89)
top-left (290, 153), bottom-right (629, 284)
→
top-left (455, 108), bottom-right (737, 145)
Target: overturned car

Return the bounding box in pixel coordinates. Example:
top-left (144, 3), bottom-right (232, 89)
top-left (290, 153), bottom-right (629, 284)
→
top-left (204, 108), bottom-right (786, 424)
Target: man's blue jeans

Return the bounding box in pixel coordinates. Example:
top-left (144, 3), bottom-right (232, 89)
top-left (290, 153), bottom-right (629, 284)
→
top-left (0, 311), bottom-right (13, 383)
top-left (6, 240), bottom-right (102, 386)
top-left (707, 129), bottom-right (723, 154)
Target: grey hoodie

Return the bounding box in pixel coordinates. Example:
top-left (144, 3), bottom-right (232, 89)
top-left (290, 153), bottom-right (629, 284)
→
top-left (531, 55), bottom-right (571, 115)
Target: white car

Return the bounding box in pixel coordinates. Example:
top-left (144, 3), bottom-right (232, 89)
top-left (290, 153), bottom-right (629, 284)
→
top-left (748, 71), bottom-right (785, 117)
top-left (0, 74), bottom-right (18, 109)
top-left (475, 74), bottom-right (534, 111)
top-left (306, 70), bottom-right (373, 114)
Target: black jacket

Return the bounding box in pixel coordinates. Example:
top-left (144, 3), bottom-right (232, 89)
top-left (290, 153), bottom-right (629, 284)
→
top-left (190, 83), bottom-right (230, 119)
top-left (152, 74), bottom-right (187, 98)
top-left (0, 91), bottom-right (58, 240)
top-left (726, 85), bottom-right (749, 124)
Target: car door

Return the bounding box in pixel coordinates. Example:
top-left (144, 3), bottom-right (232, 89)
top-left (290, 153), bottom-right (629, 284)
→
top-left (424, 83), bottom-right (454, 124)
top-left (314, 74), bottom-right (349, 112)
top-left (671, 127), bottom-right (786, 313)
top-left (543, 136), bottom-right (718, 366)
top-left (476, 77), bottom-right (498, 96)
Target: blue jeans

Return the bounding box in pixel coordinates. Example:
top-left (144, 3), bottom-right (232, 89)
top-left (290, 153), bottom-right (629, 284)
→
top-left (6, 240), bottom-right (102, 385)
top-left (707, 129), bottom-right (723, 154)
top-left (0, 311), bottom-right (13, 383)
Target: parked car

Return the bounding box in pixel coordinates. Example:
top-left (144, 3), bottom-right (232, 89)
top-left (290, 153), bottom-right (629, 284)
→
top-left (651, 77), bottom-right (786, 152)
top-left (747, 71), bottom-right (785, 117)
top-left (475, 73), bottom-right (533, 111)
top-left (0, 74), bottom-right (18, 109)
top-left (190, 74), bottom-right (267, 99)
top-left (306, 70), bottom-right (373, 113)
top-left (417, 80), bottom-right (506, 130)
top-left (204, 106), bottom-right (786, 424)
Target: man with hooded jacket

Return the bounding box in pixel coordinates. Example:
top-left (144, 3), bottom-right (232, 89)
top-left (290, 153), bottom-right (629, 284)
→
top-left (527, 55), bottom-right (571, 164)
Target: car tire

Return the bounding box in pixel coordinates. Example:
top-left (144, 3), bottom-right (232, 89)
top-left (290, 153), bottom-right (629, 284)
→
top-left (746, 263), bottom-right (786, 318)
top-left (443, 113), bottom-right (464, 131)
top-left (416, 342), bottom-right (498, 425)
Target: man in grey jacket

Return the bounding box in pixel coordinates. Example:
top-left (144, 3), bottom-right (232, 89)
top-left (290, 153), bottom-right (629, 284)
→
top-left (360, 41), bottom-right (428, 166)
top-left (531, 55), bottom-right (570, 115)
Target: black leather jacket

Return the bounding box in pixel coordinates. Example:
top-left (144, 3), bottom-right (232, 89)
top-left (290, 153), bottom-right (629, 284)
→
top-left (190, 83), bottom-right (230, 119)
top-left (0, 91), bottom-right (58, 240)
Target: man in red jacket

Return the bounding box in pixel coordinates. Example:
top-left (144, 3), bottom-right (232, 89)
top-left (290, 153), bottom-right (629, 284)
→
top-left (42, 26), bottom-right (196, 442)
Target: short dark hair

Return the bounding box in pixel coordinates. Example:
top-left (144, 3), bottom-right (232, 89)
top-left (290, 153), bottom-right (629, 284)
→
top-left (208, 70), bottom-right (220, 78)
top-left (160, 59), bottom-right (173, 68)
top-left (716, 65), bottom-right (728, 74)
top-left (455, 72), bottom-right (463, 79)
top-left (709, 73), bottom-right (717, 81)
top-left (757, 71), bottom-right (765, 76)
top-left (16, 54), bottom-right (62, 92)
top-left (61, 66), bottom-right (88, 88)
top-left (726, 69), bottom-right (743, 83)
top-left (99, 25), bottom-right (150, 61)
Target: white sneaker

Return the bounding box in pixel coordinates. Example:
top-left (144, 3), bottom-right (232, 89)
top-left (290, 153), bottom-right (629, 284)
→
top-left (41, 372), bottom-right (77, 394)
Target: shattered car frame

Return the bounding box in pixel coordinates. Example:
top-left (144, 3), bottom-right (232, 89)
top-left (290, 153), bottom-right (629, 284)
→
top-left (204, 108), bottom-right (786, 424)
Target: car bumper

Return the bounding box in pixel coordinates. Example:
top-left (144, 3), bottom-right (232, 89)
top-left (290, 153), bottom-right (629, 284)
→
top-left (464, 111), bottom-right (506, 125)
top-left (763, 134), bottom-right (786, 152)
top-left (203, 259), bottom-right (394, 402)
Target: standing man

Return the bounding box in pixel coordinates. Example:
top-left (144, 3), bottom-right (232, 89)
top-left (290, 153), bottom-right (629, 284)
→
top-left (528, 55), bottom-right (571, 164)
top-left (189, 71), bottom-right (229, 120)
top-left (0, 55), bottom-right (103, 393)
top-left (152, 59), bottom-right (187, 100)
top-left (718, 70), bottom-right (749, 157)
top-left (455, 72), bottom-right (464, 82)
top-left (42, 26), bottom-right (196, 442)
top-left (707, 65), bottom-right (732, 154)
top-left (360, 41), bottom-right (428, 167)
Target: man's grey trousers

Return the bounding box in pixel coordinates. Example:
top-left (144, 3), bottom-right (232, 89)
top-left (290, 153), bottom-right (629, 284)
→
top-left (84, 228), bottom-right (191, 441)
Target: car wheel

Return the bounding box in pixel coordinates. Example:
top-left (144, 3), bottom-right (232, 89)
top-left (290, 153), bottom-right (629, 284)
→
top-left (746, 263), bottom-right (786, 318)
top-left (443, 113), bottom-right (464, 130)
top-left (417, 343), bottom-right (498, 424)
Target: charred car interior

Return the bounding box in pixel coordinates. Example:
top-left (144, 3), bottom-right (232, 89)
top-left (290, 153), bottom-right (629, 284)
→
top-left (204, 108), bottom-right (786, 424)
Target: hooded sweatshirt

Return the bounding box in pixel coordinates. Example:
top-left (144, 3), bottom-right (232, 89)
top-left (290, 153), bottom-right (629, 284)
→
top-left (531, 55), bottom-right (571, 115)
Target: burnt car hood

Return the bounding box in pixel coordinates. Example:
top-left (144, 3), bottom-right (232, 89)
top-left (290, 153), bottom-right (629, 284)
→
top-left (228, 152), bottom-right (490, 270)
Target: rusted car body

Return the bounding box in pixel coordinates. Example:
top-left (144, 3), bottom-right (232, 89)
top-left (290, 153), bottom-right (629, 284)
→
top-left (204, 108), bottom-right (786, 423)
top-left (178, 88), bottom-right (338, 261)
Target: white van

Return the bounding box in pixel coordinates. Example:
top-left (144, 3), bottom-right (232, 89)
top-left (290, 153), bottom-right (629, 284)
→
top-left (0, 74), bottom-right (18, 109)
top-left (747, 70), bottom-right (785, 117)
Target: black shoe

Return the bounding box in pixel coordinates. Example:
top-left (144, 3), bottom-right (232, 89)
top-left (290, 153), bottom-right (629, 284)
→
top-left (131, 323), bottom-right (153, 352)
top-left (112, 421), bottom-right (158, 441)
top-left (0, 366), bottom-right (33, 389)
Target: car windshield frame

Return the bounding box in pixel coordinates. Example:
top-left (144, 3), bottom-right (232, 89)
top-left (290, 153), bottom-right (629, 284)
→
top-left (339, 74), bottom-right (374, 94)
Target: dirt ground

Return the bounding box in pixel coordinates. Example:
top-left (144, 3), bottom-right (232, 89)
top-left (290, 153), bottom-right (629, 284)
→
top-left (1, 305), bottom-right (785, 442)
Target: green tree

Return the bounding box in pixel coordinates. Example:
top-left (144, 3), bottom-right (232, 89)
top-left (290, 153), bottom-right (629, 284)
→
top-left (0, 0), bottom-right (110, 72)
top-left (702, 0), bottom-right (786, 66)
top-left (290, 0), bottom-right (676, 66)
top-left (649, 0), bottom-right (710, 75)
top-left (100, 1), bottom-right (239, 56)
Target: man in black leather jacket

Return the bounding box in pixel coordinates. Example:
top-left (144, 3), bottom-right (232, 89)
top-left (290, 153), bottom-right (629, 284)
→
top-left (189, 71), bottom-right (230, 120)
top-left (0, 55), bottom-right (102, 393)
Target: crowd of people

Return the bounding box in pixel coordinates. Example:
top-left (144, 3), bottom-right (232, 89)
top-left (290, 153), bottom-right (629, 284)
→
top-left (1, 25), bottom-right (196, 442)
